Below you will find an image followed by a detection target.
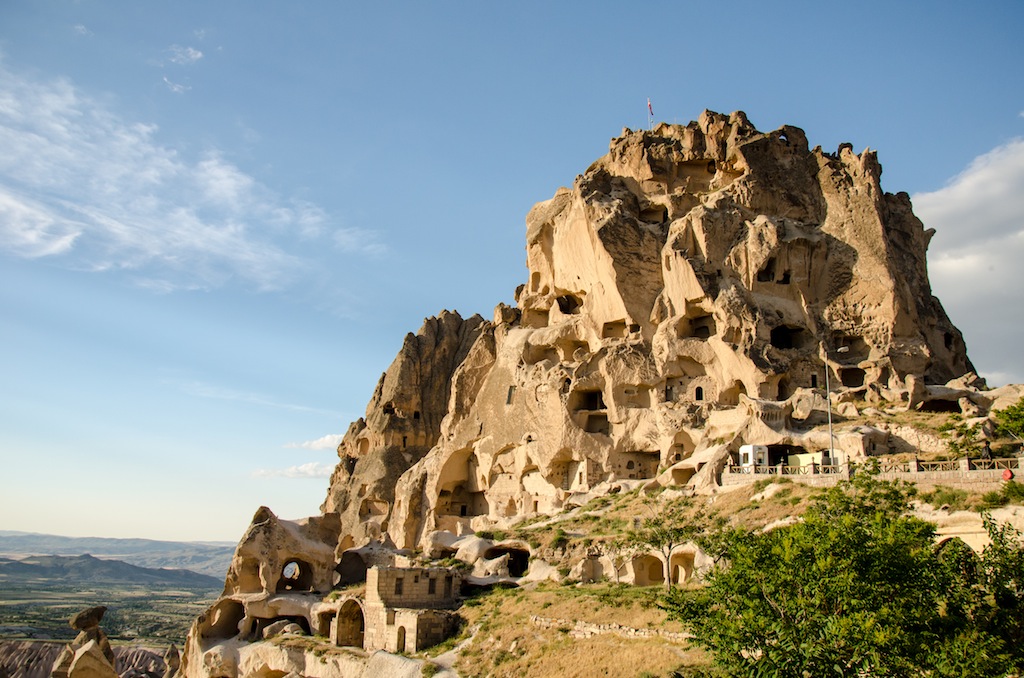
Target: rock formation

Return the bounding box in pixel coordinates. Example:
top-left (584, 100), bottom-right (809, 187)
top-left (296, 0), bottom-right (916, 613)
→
top-left (180, 110), bottom-right (1010, 676)
top-left (50, 606), bottom-right (117, 678)
top-left (324, 110), bottom-right (973, 551)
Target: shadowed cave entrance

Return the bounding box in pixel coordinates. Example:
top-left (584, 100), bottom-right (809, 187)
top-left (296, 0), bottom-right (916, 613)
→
top-left (483, 546), bottom-right (530, 577)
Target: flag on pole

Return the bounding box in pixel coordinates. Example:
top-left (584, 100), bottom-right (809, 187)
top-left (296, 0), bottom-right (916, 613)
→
top-left (647, 98), bottom-right (653, 117)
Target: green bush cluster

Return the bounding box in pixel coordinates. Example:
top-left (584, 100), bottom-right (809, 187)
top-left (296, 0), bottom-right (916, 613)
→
top-left (661, 475), bottom-right (1024, 677)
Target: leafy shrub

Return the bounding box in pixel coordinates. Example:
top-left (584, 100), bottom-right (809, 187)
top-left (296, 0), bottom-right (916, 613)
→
top-left (921, 485), bottom-right (971, 511)
top-left (994, 398), bottom-right (1024, 440)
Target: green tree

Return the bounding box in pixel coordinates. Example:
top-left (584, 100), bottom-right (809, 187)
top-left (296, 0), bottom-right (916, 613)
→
top-left (661, 475), bottom-right (1023, 677)
top-left (994, 397), bottom-right (1024, 441)
top-left (628, 498), bottom-right (720, 591)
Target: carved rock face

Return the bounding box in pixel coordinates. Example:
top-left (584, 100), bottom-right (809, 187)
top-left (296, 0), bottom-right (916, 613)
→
top-left (365, 111), bottom-right (973, 549)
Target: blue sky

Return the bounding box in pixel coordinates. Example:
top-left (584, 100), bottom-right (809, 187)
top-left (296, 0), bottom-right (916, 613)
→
top-left (1, 2), bottom-right (1022, 541)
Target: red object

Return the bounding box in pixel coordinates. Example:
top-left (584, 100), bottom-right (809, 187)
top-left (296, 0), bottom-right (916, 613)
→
top-left (1003, 469), bottom-right (1014, 481)
top-left (648, 98), bottom-right (653, 116)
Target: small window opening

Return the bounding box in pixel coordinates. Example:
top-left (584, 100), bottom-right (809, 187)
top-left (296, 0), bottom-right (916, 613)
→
top-left (556, 294), bottom-right (582, 314)
top-left (777, 270), bottom-right (791, 284)
top-left (770, 325), bottom-right (807, 350)
top-left (810, 374), bottom-right (818, 388)
top-left (402, 435), bottom-right (407, 448)
top-left (383, 402), bottom-right (395, 415)
top-left (428, 578), bottom-right (436, 595)
top-left (413, 410), bottom-right (420, 420)
top-left (394, 578), bottom-right (404, 595)
top-left (944, 332), bottom-right (954, 350)
top-left (626, 461), bottom-right (635, 470)
top-left (506, 385), bottom-right (516, 405)
top-left (695, 386), bottom-right (704, 401)
top-left (757, 258), bottom-right (776, 283)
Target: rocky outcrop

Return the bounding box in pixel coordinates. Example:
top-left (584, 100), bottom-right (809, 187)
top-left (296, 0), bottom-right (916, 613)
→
top-left (322, 311), bottom-right (490, 544)
top-left (376, 111), bottom-right (974, 549)
top-left (49, 607), bottom-right (119, 678)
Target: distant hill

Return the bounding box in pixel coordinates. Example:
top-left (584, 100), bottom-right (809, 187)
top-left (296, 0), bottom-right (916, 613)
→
top-left (0, 532), bottom-right (234, 580)
top-left (0, 553), bottom-right (222, 589)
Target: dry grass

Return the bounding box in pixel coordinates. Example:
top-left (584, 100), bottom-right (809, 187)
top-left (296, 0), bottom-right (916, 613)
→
top-left (452, 583), bottom-right (703, 678)
top-left (707, 479), bottom-right (818, 530)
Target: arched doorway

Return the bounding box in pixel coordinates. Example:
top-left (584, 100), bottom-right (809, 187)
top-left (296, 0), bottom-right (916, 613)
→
top-left (336, 599), bottom-right (364, 648)
top-left (396, 626), bottom-right (407, 653)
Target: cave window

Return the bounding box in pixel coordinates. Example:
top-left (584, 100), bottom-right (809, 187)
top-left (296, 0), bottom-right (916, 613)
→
top-left (810, 374), bottom-right (818, 388)
top-left (944, 332), bottom-right (954, 350)
top-left (394, 578), bottom-right (404, 595)
top-left (695, 386), bottom-right (704, 401)
top-left (665, 385), bottom-right (674, 401)
top-left (460, 505), bottom-right (467, 517)
top-left (626, 461), bottom-right (635, 470)
top-left (444, 575), bottom-right (453, 597)
top-left (840, 368), bottom-right (866, 388)
top-left (556, 294), bottom-right (582, 314)
top-left (770, 325), bottom-right (806, 350)
top-left (602, 320), bottom-right (627, 338)
top-left (277, 559), bottom-right (313, 593)
top-left (383, 402), bottom-right (396, 415)
top-left (506, 385), bottom-right (516, 405)
top-left (757, 258), bottom-right (776, 283)
top-left (628, 323), bottom-right (640, 334)
top-left (585, 413), bottom-right (609, 435)
top-left (413, 411), bottom-right (420, 420)
top-left (777, 378), bottom-right (791, 400)
top-left (779, 132), bottom-right (789, 144)
top-left (562, 378), bottom-right (571, 395)
top-left (707, 160), bottom-right (716, 173)
top-left (402, 436), bottom-right (408, 449)
top-left (690, 315), bottom-right (715, 340)
top-left (640, 205), bottom-right (668, 224)
top-left (428, 578), bottom-right (436, 595)
top-left (575, 390), bottom-right (606, 410)
top-left (777, 270), bottom-right (791, 284)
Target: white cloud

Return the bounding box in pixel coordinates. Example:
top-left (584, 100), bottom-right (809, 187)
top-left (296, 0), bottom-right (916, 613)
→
top-left (0, 60), bottom-right (365, 292)
top-left (162, 76), bottom-right (190, 94)
top-left (168, 45), bottom-right (203, 65)
top-left (913, 138), bottom-right (1024, 386)
top-left (73, 25), bottom-right (92, 37)
top-left (252, 462), bottom-right (335, 479)
top-left (284, 434), bottom-right (343, 450)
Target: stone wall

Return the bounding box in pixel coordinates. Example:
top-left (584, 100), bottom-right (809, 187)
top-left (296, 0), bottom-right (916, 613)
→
top-left (721, 458), bottom-right (1023, 493)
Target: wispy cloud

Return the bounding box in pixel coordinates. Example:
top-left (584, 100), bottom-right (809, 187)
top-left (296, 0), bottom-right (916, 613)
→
top-left (0, 60), bottom-right (368, 292)
top-left (167, 379), bottom-right (337, 416)
top-left (284, 434), bottom-right (343, 450)
top-left (168, 45), bottom-right (203, 65)
top-left (252, 462), bottom-right (335, 479)
top-left (73, 25), bottom-right (92, 37)
top-left (913, 138), bottom-right (1024, 385)
top-left (162, 76), bottom-right (190, 94)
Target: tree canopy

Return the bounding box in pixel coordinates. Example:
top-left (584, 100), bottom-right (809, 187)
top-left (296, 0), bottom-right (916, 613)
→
top-left (661, 475), bottom-right (1024, 677)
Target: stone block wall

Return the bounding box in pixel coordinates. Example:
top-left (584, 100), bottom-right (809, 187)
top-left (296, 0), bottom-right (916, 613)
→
top-left (367, 566), bottom-right (459, 609)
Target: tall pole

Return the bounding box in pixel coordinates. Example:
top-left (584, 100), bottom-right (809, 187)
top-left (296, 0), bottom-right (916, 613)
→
top-left (824, 345), bottom-right (850, 465)
top-left (825, 354), bottom-right (835, 464)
